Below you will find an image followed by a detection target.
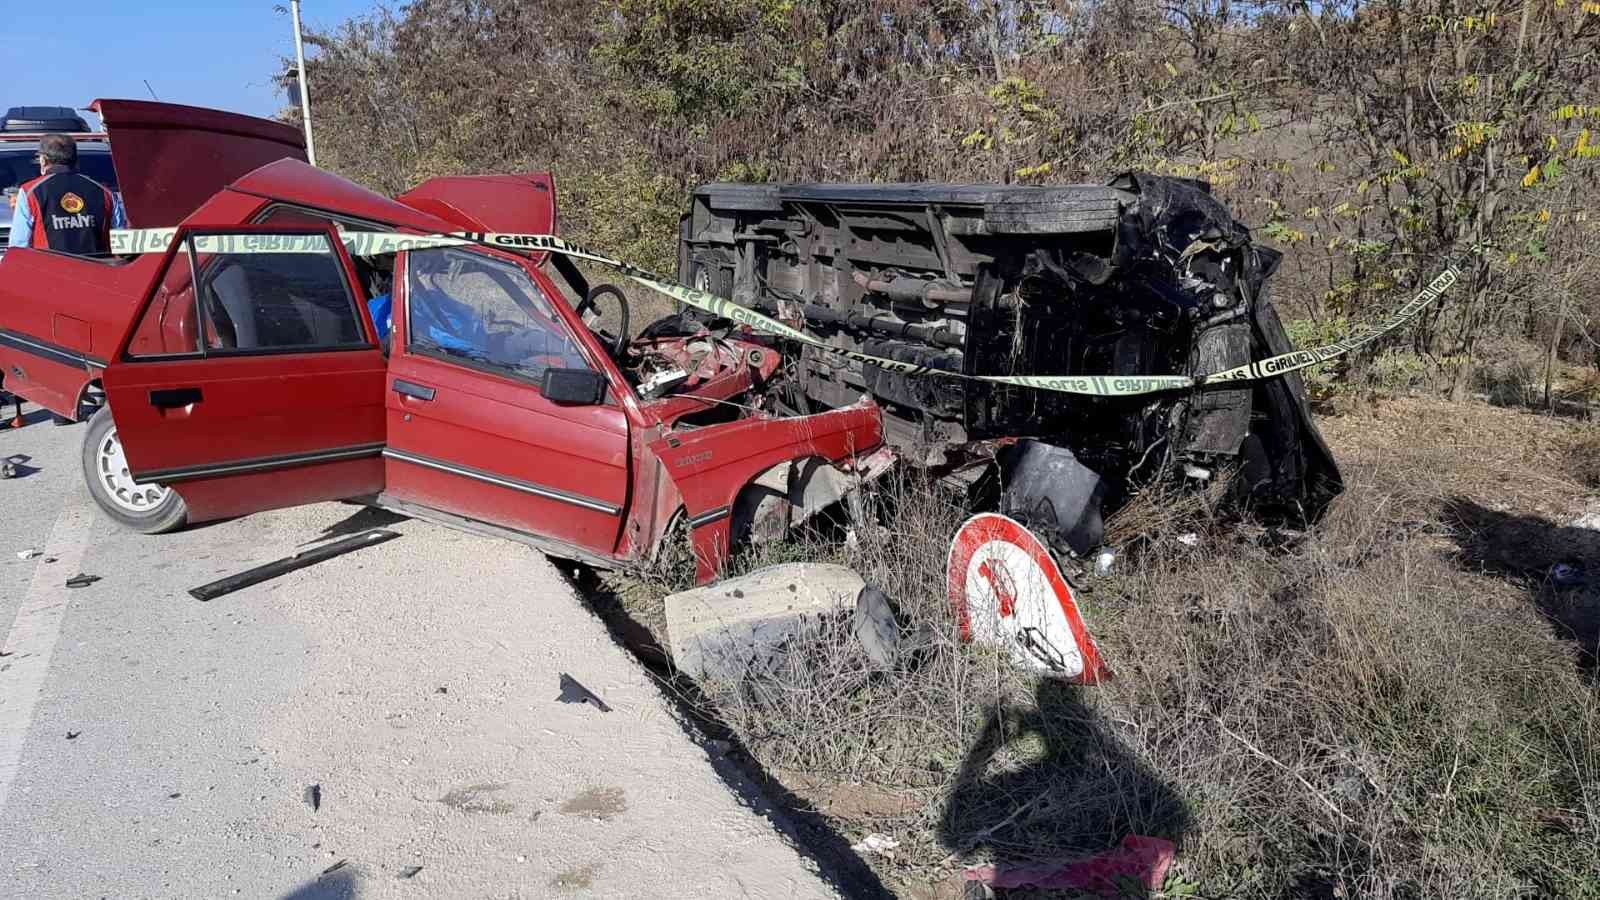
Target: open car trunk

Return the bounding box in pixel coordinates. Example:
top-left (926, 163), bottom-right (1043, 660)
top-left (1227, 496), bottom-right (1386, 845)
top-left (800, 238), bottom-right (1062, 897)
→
top-left (92, 98), bottom-right (307, 227)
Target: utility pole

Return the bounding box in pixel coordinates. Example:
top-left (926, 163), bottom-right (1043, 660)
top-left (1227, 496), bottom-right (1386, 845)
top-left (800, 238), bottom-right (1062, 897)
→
top-left (289, 0), bottom-right (317, 165)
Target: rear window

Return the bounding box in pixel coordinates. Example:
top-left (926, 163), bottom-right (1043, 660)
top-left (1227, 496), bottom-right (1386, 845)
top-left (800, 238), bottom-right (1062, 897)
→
top-left (0, 147), bottom-right (118, 193)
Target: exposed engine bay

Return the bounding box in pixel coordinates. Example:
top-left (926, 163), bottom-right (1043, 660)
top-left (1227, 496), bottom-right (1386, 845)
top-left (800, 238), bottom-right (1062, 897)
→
top-left (669, 174), bottom-right (1343, 554)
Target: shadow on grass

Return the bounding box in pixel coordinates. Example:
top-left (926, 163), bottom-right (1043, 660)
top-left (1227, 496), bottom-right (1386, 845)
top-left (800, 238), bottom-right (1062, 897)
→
top-left (561, 563), bottom-right (895, 900)
top-left (1442, 495), bottom-right (1600, 678)
top-left (938, 679), bottom-right (1190, 896)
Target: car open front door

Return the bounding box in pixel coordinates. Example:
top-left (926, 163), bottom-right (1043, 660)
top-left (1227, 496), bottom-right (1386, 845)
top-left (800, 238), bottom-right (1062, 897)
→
top-left (101, 226), bottom-right (388, 524)
top-left (378, 245), bottom-right (631, 564)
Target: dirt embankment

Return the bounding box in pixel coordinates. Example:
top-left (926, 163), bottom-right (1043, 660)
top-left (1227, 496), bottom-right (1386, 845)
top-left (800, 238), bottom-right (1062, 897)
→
top-left (604, 396), bottom-right (1600, 899)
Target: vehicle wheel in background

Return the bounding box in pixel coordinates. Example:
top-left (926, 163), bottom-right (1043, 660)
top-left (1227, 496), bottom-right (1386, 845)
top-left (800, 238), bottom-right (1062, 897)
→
top-left (81, 405), bottom-right (188, 533)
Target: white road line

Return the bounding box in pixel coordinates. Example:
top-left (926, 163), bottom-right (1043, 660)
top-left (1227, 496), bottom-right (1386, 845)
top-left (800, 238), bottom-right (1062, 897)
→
top-left (0, 487), bottom-right (96, 816)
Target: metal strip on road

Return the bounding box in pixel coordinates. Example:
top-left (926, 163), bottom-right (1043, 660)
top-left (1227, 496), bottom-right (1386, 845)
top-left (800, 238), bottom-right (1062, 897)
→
top-left (0, 486), bottom-right (96, 816)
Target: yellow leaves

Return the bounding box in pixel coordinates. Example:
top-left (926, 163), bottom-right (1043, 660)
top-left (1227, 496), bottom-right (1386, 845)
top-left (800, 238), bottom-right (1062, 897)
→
top-left (1576, 129), bottom-right (1600, 158)
top-left (961, 129), bottom-right (994, 151)
top-left (1331, 201), bottom-right (1354, 216)
top-left (1390, 148), bottom-right (1411, 166)
top-left (1164, 61), bottom-right (1179, 78)
top-left (1014, 161), bottom-right (1053, 179)
top-left (1552, 104), bottom-right (1592, 120)
top-left (1539, 208), bottom-right (1552, 223)
top-left (1316, 160), bottom-right (1337, 173)
top-left (1458, 75), bottom-right (1479, 96)
top-left (1583, 0), bottom-right (1600, 14)
top-left (1304, 206), bottom-right (1322, 218)
top-left (1522, 164), bottom-right (1541, 187)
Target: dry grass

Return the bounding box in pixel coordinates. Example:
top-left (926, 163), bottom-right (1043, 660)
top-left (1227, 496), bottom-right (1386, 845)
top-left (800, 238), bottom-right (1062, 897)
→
top-left (608, 398), bottom-right (1600, 899)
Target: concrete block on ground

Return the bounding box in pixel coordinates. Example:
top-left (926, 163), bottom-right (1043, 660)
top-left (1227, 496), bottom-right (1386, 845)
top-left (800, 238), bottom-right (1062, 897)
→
top-left (665, 563), bottom-right (865, 682)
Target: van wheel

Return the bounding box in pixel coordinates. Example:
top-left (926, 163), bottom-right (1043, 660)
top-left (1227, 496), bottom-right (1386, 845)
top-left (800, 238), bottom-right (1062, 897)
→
top-left (81, 406), bottom-right (187, 533)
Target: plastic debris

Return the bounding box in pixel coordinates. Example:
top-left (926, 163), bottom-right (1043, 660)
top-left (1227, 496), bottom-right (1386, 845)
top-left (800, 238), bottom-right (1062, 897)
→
top-left (66, 731), bottom-right (80, 740)
top-left (1551, 563), bottom-right (1585, 587)
top-left (1177, 532), bottom-right (1201, 547)
top-left (398, 865), bottom-right (423, 879)
top-left (556, 674), bottom-right (612, 713)
top-left (320, 859), bottom-right (348, 877)
top-left (851, 833), bottom-right (900, 856)
top-left (962, 834), bottom-right (1176, 895)
top-left (305, 784), bottom-right (321, 812)
top-left (17, 549), bottom-right (41, 560)
top-left (65, 573), bottom-right (101, 588)
top-left (1094, 549), bottom-right (1116, 575)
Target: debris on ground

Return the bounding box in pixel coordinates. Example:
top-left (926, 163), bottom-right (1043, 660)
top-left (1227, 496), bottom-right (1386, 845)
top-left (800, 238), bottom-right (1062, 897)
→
top-left (304, 783), bottom-right (321, 812)
top-left (65, 731), bottom-right (80, 740)
top-left (664, 562), bottom-right (864, 681)
top-left (398, 865), bottom-right (423, 879)
top-left (319, 859), bottom-right (348, 877)
top-left (961, 835), bottom-right (1176, 895)
top-left (17, 548), bottom-right (41, 560)
top-left (556, 673), bottom-right (612, 713)
top-left (1551, 562), bottom-right (1585, 587)
top-left (850, 833), bottom-right (900, 856)
top-left (851, 585), bottom-right (935, 672)
top-left (188, 529), bottom-right (401, 601)
top-left (65, 573), bottom-right (100, 589)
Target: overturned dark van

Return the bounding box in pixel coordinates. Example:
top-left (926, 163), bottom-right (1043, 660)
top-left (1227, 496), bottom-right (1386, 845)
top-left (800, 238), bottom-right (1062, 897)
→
top-left (676, 175), bottom-right (1342, 553)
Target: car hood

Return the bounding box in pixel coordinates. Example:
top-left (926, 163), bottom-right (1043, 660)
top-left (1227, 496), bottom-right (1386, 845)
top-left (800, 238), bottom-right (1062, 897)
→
top-left (91, 99), bottom-right (306, 228)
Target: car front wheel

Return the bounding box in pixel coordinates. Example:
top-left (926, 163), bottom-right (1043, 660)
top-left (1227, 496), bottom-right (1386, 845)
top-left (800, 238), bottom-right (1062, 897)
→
top-left (81, 405), bottom-right (188, 533)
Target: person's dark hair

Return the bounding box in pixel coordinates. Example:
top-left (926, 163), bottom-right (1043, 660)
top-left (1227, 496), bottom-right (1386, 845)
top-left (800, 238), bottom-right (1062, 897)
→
top-left (38, 134), bottom-right (77, 167)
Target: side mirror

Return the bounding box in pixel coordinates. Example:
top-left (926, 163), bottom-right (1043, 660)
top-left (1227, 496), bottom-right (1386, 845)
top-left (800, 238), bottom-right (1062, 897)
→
top-left (541, 367), bottom-right (608, 405)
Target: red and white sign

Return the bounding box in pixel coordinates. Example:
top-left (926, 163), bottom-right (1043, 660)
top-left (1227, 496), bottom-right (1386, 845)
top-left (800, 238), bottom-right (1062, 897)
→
top-left (947, 513), bottom-right (1108, 683)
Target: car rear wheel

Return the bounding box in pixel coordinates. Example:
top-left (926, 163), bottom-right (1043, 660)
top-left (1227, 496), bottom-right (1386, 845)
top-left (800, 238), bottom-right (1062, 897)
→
top-left (81, 405), bottom-right (188, 533)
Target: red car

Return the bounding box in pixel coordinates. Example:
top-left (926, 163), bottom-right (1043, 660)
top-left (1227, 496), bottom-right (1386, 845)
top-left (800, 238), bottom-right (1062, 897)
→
top-left (0, 100), bottom-right (884, 583)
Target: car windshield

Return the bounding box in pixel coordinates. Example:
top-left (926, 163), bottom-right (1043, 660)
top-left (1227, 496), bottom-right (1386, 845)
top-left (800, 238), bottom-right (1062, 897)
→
top-left (407, 247), bottom-right (590, 381)
top-left (0, 148), bottom-right (119, 194)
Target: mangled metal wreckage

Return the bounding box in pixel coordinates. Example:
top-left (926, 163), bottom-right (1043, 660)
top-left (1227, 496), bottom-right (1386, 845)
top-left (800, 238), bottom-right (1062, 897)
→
top-left (0, 99), bottom-right (1338, 586)
top-left (674, 174), bottom-right (1343, 554)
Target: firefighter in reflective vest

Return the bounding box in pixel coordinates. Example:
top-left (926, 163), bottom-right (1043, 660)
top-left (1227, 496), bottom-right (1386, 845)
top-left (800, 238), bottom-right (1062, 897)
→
top-left (7, 134), bottom-right (126, 254)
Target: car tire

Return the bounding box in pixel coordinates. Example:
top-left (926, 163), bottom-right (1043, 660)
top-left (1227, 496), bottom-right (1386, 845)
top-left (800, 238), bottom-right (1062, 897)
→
top-left (688, 255), bottom-right (734, 300)
top-left (80, 405), bottom-right (188, 533)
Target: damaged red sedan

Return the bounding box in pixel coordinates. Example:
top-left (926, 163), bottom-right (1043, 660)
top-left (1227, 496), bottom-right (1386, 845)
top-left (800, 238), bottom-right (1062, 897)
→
top-left (0, 100), bottom-right (884, 583)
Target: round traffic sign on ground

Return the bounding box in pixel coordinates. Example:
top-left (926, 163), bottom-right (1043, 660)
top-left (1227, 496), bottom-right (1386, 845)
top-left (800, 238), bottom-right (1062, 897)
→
top-left (947, 513), bottom-right (1107, 683)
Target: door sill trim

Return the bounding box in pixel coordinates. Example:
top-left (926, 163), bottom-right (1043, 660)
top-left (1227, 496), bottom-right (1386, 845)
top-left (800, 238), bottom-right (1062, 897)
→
top-left (382, 448), bottom-right (622, 516)
top-left (141, 442), bottom-right (386, 483)
top-left (374, 494), bottom-right (620, 571)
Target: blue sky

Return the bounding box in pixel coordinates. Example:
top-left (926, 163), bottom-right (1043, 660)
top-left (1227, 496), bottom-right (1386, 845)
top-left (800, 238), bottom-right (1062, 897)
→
top-left (6, 2), bottom-right (380, 124)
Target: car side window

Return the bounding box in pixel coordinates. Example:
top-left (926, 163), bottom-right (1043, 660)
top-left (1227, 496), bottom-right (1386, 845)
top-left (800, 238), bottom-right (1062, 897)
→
top-left (405, 248), bottom-right (590, 381)
top-left (256, 206), bottom-right (396, 353)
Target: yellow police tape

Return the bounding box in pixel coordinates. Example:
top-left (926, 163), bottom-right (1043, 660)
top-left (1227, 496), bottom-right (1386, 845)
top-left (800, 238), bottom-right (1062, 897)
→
top-left (109, 227), bottom-right (1463, 398)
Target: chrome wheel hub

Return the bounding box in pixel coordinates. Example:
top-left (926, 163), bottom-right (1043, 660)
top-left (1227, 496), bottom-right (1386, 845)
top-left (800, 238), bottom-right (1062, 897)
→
top-left (96, 427), bottom-right (170, 514)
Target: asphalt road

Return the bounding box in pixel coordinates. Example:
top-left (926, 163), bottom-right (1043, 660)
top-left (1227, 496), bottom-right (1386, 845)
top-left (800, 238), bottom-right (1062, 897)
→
top-left (0, 404), bottom-right (837, 899)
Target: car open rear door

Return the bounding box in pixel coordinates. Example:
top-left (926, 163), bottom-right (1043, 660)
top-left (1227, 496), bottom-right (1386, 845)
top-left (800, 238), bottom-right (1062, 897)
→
top-left (101, 226), bottom-right (388, 524)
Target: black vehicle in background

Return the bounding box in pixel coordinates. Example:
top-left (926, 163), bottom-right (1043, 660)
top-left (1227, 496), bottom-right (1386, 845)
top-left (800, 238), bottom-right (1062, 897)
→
top-left (0, 106), bottom-right (120, 255)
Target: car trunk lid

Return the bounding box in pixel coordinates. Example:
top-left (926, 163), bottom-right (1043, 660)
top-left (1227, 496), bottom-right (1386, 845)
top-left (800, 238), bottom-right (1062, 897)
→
top-left (91, 99), bottom-right (307, 227)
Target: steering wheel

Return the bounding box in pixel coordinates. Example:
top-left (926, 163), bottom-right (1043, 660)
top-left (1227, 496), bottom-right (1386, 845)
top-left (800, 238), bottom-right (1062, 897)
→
top-left (575, 284), bottom-right (631, 357)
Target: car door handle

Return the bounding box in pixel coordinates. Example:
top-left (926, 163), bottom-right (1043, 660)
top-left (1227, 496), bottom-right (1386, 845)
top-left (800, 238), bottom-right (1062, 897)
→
top-left (392, 379), bottom-right (436, 401)
top-left (149, 387), bottom-right (203, 408)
